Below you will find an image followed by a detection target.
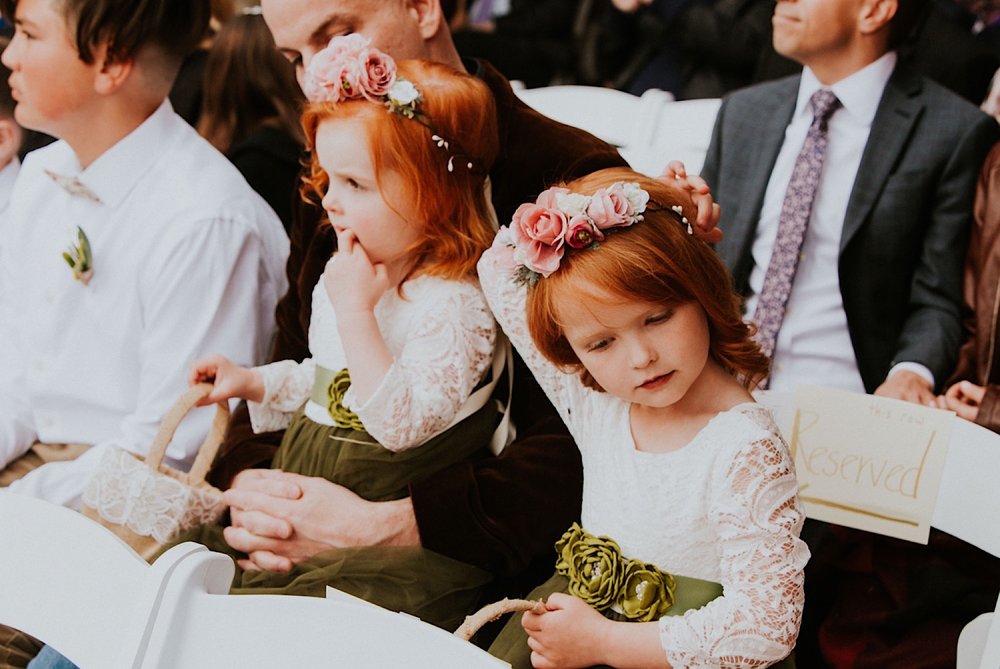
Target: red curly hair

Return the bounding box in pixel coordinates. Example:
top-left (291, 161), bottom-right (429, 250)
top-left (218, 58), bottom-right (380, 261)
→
top-left (525, 167), bottom-right (769, 391)
top-left (301, 59), bottom-right (499, 281)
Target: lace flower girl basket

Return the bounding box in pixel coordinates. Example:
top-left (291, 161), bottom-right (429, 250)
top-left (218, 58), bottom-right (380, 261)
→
top-left (81, 383), bottom-right (230, 559)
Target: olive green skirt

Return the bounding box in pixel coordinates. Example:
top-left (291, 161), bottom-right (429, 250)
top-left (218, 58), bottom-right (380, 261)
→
top-left (488, 572), bottom-right (795, 668)
top-left (169, 401), bottom-right (500, 631)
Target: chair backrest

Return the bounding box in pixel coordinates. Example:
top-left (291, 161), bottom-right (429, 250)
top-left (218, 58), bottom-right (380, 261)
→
top-left (513, 85), bottom-right (720, 178)
top-left (0, 492), bottom-right (509, 668)
top-left (757, 392), bottom-right (1000, 669)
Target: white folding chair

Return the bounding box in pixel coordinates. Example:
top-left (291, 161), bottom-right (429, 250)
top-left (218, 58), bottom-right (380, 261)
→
top-left (758, 393), bottom-right (1000, 669)
top-left (0, 492), bottom-right (509, 668)
top-left (513, 84), bottom-right (673, 175)
top-left (629, 98), bottom-right (722, 176)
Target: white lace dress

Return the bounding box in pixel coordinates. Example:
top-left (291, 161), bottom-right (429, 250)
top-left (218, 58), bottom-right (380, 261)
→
top-left (478, 250), bottom-right (809, 668)
top-left (248, 271), bottom-right (496, 452)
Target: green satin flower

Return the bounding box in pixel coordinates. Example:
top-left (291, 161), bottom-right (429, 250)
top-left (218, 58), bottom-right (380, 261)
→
top-left (326, 368), bottom-right (367, 432)
top-left (555, 524), bottom-right (624, 610)
top-left (617, 561), bottom-right (676, 622)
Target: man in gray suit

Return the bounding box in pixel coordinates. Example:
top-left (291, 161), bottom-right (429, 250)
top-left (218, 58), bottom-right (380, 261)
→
top-left (701, 2), bottom-right (999, 664)
top-left (702, 0), bottom-right (998, 404)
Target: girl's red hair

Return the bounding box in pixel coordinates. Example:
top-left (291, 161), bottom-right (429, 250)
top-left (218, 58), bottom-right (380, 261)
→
top-left (301, 59), bottom-right (499, 281)
top-left (526, 167), bottom-right (770, 391)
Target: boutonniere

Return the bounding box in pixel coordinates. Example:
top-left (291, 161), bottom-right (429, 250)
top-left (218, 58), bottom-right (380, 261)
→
top-left (63, 226), bottom-right (93, 286)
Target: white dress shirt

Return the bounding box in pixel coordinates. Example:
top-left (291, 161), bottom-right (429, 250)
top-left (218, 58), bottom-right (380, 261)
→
top-left (742, 52), bottom-right (928, 393)
top-left (0, 101), bottom-right (289, 507)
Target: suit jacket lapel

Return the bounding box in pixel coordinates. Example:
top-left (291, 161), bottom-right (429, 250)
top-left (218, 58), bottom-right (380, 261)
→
top-left (840, 65), bottom-right (924, 253)
top-left (725, 81), bottom-right (797, 286)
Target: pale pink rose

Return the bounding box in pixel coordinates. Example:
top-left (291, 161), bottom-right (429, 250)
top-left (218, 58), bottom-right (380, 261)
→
top-left (518, 239), bottom-right (564, 277)
top-left (534, 187), bottom-right (570, 210)
top-left (358, 48), bottom-right (396, 100)
top-left (303, 34), bottom-right (383, 103)
top-left (489, 226), bottom-right (520, 274)
top-left (511, 202), bottom-right (568, 247)
top-left (565, 214), bottom-right (604, 249)
top-left (587, 183), bottom-right (634, 230)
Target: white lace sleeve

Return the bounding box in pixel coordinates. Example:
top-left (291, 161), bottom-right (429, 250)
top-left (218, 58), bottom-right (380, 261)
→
top-left (353, 282), bottom-right (496, 451)
top-left (477, 244), bottom-right (585, 431)
top-left (247, 358), bottom-right (316, 433)
top-left (659, 413), bottom-right (808, 668)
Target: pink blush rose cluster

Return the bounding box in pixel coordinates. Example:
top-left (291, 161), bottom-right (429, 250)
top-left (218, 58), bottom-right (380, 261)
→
top-left (495, 182), bottom-right (649, 284)
top-left (303, 34), bottom-right (396, 103)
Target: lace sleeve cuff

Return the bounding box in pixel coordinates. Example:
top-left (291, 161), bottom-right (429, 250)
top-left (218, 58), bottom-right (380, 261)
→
top-left (247, 358), bottom-right (315, 433)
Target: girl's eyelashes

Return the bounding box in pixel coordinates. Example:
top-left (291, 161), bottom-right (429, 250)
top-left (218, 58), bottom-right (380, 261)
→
top-left (587, 338), bottom-right (613, 353)
top-left (646, 308), bottom-right (675, 325)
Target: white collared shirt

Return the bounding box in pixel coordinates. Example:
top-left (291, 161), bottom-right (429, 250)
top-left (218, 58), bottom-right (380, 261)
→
top-left (0, 101), bottom-right (289, 507)
top-left (742, 52), bottom-right (929, 393)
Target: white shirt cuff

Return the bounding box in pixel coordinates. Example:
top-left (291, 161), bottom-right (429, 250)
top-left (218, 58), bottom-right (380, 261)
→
top-left (887, 362), bottom-right (935, 389)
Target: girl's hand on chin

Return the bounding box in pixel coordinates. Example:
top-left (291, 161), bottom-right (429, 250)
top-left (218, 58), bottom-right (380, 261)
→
top-left (325, 228), bottom-right (391, 315)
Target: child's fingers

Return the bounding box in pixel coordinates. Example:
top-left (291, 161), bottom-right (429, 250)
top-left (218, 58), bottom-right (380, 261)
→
top-left (662, 160), bottom-right (687, 181)
top-left (959, 381), bottom-right (986, 405)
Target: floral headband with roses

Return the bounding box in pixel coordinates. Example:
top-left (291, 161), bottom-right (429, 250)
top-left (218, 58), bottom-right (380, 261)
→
top-left (495, 182), bottom-right (691, 286)
top-left (303, 34), bottom-right (475, 173)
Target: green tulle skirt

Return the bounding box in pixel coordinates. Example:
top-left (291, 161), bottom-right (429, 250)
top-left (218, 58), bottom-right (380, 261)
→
top-left (169, 401), bottom-right (499, 631)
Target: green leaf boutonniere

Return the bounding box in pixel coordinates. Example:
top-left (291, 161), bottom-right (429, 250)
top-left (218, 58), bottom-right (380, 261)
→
top-left (62, 226), bottom-right (93, 286)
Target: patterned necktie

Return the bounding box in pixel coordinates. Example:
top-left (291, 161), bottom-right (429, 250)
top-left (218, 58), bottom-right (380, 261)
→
top-left (44, 169), bottom-right (102, 204)
top-left (753, 89), bottom-right (841, 380)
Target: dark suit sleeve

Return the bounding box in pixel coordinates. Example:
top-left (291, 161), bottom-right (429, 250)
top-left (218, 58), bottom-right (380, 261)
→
top-left (890, 116), bottom-right (1000, 385)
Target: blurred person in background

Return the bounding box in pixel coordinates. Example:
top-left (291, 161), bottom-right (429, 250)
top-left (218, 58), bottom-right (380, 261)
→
top-left (197, 9), bottom-right (304, 231)
top-left (450, 0), bottom-right (578, 88)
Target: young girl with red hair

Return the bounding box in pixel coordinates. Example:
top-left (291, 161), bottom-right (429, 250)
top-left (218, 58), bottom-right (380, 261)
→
top-left (479, 167), bottom-right (808, 668)
top-left (184, 35), bottom-right (502, 629)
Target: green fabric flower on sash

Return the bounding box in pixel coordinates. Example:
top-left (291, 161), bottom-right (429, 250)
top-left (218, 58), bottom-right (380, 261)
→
top-left (554, 522), bottom-right (677, 622)
top-left (619, 560), bottom-right (676, 622)
top-left (326, 368), bottom-right (367, 432)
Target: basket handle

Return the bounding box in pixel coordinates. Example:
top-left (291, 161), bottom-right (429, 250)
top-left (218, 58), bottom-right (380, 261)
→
top-left (145, 383), bottom-right (231, 485)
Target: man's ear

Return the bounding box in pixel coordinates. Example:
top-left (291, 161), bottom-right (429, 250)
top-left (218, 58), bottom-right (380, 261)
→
top-left (92, 44), bottom-right (134, 95)
top-left (859, 0), bottom-right (898, 36)
top-left (409, 0), bottom-right (445, 41)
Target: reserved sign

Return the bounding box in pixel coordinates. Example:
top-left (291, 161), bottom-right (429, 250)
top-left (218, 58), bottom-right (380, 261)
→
top-left (784, 385), bottom-right (953, 543)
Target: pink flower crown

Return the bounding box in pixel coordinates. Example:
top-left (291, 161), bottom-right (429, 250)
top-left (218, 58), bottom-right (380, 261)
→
top-left (495, 182), bottom-right (655, 286)
top-left (303, 34), bottom-right (474, 173)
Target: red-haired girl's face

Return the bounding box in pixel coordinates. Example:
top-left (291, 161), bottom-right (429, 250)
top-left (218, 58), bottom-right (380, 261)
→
top-left (558, 279), bottom-right (712, 411)
top-left (315, 116), bottom-right (420, 276)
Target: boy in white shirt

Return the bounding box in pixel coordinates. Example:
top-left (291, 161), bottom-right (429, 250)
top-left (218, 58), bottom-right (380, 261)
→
top-left (0, 0), bottom-right (288, 510)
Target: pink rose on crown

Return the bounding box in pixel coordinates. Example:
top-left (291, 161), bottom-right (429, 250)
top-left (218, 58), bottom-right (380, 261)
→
top-left (510, 202), bottom-right (568, 277)
top-left (535, 186), bottom-right (570, 209)
top-left (514, 237), bottom-right (565, 277)
top-left (587, 182), bottom-right (635, 230)
top-left (565, 214), bottom-right (604, 249)
top-left (358, 48), bottom-right (396, 100)
top-left (304, 34), bottom-right (390, 103)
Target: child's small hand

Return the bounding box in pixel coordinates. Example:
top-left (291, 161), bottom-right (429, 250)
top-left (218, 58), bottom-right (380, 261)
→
top-left (324, 228), bottom-right (390, 315)
top-left (521, 593), bottom-right (611, 668)
top-left (189, 354), bottom-right (264, 405)
top-left (938, 380), bottom-right (986, 422)
top-left (660, 160), bottom-right (722, 243)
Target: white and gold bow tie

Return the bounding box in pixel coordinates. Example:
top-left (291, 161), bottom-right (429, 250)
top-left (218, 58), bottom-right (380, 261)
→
top-left (44, 169), bottom-right (102, 204)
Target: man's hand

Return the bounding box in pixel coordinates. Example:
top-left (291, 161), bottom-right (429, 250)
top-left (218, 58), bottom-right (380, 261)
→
top-left (659, 161), bottom-right (722, 243)
top-left (223, 469), bottom-right (420, 572)
top-left (875, 370), bottom-right (935, 405)
top-left (938, 380), bottom-right (985, 421)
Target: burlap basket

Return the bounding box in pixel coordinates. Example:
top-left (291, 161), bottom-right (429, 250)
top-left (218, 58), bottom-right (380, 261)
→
top-left (81, 383), bottom-right (230, 560)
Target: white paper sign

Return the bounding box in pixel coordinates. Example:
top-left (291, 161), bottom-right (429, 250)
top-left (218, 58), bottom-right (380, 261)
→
top-left (783, 385), bottom-right (953, 543)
